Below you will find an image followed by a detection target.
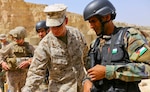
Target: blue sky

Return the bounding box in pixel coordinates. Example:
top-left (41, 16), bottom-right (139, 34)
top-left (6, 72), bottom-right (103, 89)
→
top-left (24, 0), bottom-right (150, 27)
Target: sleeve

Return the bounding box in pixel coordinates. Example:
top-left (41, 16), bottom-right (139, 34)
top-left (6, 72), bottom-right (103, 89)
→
top-left (22, 43), bottom-right (49, 92)
top-left (0, 43), bottom-right (13, 64)
top-left (106, 63), bottom-right (150, 82)
top-left (73, 28), bottom-right (89, 69)
top-left (80, 31), bottom-right (89, 65)
top-left (126, 28), bottom-right (150, 63)
top-left (76, 29), bottom-right (89, 83)
top-left (105, 28), bottom-right (150, 82)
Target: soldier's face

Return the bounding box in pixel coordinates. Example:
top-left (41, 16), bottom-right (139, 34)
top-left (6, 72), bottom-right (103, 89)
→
top-left (37, 28), bottom-right (47, 39)
top-left (50, 18), bottom-right (67, 37)
top-left (88, 16), bottom-right (102, 35)
top-left (14, 38), bottom-right (24, 45)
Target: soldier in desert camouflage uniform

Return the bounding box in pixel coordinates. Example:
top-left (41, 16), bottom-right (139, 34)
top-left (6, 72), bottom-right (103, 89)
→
top-left (82, 0), bottom-right (150, 92)
top-left (0, 34), bottom-right (10, 50)
top-left (7, 29), bottom-right (16, 43)
top-left (22, 4), bottom-right (88, 92)
top-left (35, 20), bottom-right (49, 92)
top-left (0, 34), bottom-right (9, 92)
top-left (0, 26), bottom-right (34, 92)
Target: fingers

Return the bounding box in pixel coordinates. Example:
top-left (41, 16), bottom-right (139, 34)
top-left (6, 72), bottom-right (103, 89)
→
top-left (87, 65), bottom-right (106, 81)
top-left (18, 62), bottom-right (25, 69)
top-left (3, 65), bottom-right (9, 71)
top-left (90, 76), bottom-right (96, 81)
top-left (18, 61), bottom-right (29, 69)
top-left (1, 62), bottom-right (9, 70)
top-left (83, 80), bottom-right (92, 92)
top-left (87, 69), bottom-right (96, 81)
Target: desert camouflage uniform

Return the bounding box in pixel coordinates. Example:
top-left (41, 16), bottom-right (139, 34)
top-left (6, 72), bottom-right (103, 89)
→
top-left (0, 67), bottom-right (5, 92)
top-left (0, 34), bottom-right (10, 92)
top-left (0, 26), bottom-right (35, 92)
top-left (0, 43), bottom-right (1, 49)
top-left (22, 26), bottom-right (88, 92)
top-left (0, 41), bottom-right (34, 92)
top-left (99, 27), bottom-right (150, 81)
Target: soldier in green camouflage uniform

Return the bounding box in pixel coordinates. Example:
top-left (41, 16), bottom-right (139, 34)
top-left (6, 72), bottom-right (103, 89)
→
top-left (82, 0), bottom-right (150, 92)
top-left (0, 26), bottom-right (34, 92)
top-left (22, 4), bottom-right (88, 92)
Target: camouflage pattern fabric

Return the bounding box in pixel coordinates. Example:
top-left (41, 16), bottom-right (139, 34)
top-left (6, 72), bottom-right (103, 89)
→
top-left (0, 41), bottom-right (34, 92)
top-left (22, 26), bottom-right (88, 92)
top-left (0, 43), bottom-right (2, 49)
top-left (0, 39), bottom-right (11, 92)
top-left (7, 70), bottom-right (27, 92)
top-left (6, 58), bottom-right (17, 70)
top-left (0, 70), bottom-right (5, 92)
top-left (105, 27), bottom-right (150, 81)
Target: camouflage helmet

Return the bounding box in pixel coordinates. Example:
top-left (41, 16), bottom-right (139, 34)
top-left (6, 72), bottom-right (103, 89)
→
top-left (9, 29), bottom-right (16, 36)
top-left (83, 0), bottom-right (116, 20)
top-left (35, 20), bottom-right (49, 33)
top-left (13, 26), bottom-right (26, 39)
top-left (0, 34), bottom-right (6, 40)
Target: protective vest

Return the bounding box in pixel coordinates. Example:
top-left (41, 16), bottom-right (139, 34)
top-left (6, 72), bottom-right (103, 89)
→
top-left (89, 27), bottom-right (141, 92)
top-left (6, 42), bottom-right (33, 70)
top-left (101, 28), bottom-right (130, 65)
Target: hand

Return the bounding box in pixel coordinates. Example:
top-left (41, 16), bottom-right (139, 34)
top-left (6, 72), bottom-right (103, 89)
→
top-left (1, 62), bottom-right (10, 70)
top-left (18, 60), bottom-right (30, 69)
top-left (88, 64), bottom-right (106, 81)
top-left (83, 80), bottom-right (92, 92)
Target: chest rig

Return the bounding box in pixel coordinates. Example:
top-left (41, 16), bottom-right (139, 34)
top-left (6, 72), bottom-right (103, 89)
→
top-left (12, 42), bottom-right (32, 57)
top-left (100, 27), bottom-right (130, 65)
top-left (6, 42), bottom-right (33, 70)
top-left (89, 27), bottom-right (130, 68)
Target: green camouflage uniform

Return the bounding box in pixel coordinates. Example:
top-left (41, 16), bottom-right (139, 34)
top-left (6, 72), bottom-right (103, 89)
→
top-left (22, 26), bottom-right (88, 92)
top-left (103, 28), bottom-right (150, 81)
top-left (84, 27), bottom-right (150, 92)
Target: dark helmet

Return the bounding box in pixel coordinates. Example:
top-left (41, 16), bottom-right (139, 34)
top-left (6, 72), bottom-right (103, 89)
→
top-left (83, 0), bottom-right (116, 20)
top-left (35, 20), bottom-right (49, 33)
